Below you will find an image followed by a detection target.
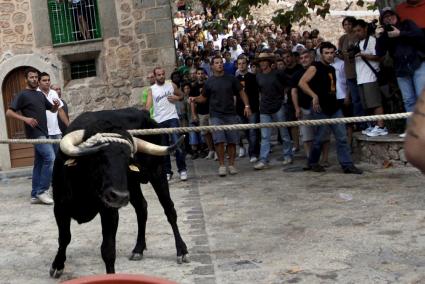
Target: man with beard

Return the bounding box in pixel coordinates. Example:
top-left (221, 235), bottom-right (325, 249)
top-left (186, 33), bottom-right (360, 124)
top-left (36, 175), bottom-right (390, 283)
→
top-left (6, 67), bottom-right (60, 204)
top-left (146, 67), bottom-right (188, 181)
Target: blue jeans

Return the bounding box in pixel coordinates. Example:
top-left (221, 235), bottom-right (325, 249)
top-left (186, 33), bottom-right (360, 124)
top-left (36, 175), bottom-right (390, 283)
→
top-left (158, 118), bottom-right (187, 174)
top-left (397, 61), bottom-right (425, 112)
top-left (49, 134), bottom-right (62, 154)
top-left (308, 110), bottom-right (353, 168)
top-left (347, 78), bottom-right (367, 129)
top-left (239, 112), bottom-right (260, 158)
top-left (259, 106), bottom-right (293, 163)
top-left (32, 136), bottom-right (56, 198)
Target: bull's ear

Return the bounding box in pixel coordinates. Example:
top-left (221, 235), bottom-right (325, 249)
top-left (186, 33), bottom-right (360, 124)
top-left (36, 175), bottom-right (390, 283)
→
top-left (129, 164), bottom-right (140, 172)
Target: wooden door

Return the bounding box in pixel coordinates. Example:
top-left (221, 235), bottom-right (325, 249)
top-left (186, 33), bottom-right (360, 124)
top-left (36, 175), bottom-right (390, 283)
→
top-left (2, 67), bottom-right (35, 168)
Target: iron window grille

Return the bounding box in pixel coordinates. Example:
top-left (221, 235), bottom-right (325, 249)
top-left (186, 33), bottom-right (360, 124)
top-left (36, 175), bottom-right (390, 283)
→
top-left (48, 0), bottom-right (102, 45)
top-left (70, 60), bottom-right (97, 79)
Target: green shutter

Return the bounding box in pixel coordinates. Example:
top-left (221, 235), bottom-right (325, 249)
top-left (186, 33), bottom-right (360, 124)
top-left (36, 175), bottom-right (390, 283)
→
top-left (48, 0), bottom-right (74, 44)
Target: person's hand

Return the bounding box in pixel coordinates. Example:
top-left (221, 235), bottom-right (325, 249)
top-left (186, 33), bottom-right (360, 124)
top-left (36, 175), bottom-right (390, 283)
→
top-left (312, 96), bottom-right (321, 113)
top-left (167, 95), bottom-right (178, 103)
top-left (295, 107), bottom-right (302, 120)
top-left (244, 106), bottom-right (252, 117)
top-left (387, 26), bottom-right (400, 38)
top-left (188, 97), bottom-right (196, 104)
top-left (24, 117), bottom-right (38, 128)
top-left (375, 26), bottom-right (385, 38)
top-left (52, 99), bottom-right (60, 112)
top-left (344, 95), bottom-right (351, 106)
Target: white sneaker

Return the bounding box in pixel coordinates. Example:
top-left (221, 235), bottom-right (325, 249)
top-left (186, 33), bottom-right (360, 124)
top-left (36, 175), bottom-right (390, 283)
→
top-left (36, 192), bottom-right (53, 205)
top-left (30, 197), bottom-right (42, 204)
top-left (166, 173), bottom-right (173, 181)
top-left (205, 151), bottom-right (215, 159)
top-left (238, 147), bottom-right (246, 158)
top-left (282, 157), bottom-right (293, 166)
top-left (362, 126), bottom-right (374, 135)
top-left (180, 171), bottom-right (188, 181)
top-left (249, 157), bottom-right (258, 163)
top-left (366, 126), bottom-right (388, 137)
top-left (254, 161), bottom-right (268, 170)
top-left (399, 132), bottom-right (406, 138)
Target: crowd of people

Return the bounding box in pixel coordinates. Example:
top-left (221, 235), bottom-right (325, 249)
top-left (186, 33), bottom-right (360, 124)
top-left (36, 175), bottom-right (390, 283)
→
top-left (144, 1), bottom-right (425, 179)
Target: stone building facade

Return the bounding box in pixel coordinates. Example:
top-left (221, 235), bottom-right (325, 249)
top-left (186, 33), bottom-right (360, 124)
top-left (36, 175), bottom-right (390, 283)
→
top-left (0, 0), bottom-right (176, 170)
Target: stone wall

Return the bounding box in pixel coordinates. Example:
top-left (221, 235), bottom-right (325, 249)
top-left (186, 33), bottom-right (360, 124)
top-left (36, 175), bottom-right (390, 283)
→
top-left (0, 1), bottom-right (34, 54)
top-left (65, 0), bottom-right (176, 118)
top-left (353, 134), bottom-right (409, 167)
top-left (0, 0), bottom-right (176, 120)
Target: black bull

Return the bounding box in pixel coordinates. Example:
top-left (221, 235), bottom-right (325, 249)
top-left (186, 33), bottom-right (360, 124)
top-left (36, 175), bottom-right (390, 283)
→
top-left (50, 108), bottom-right (189, 278)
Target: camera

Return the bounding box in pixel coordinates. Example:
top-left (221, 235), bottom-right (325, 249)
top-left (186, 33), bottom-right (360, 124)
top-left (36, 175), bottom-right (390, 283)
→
top-left (383, 24), bottom-right (394, 32)
top-left (347, 44), bottom-right (361, 58)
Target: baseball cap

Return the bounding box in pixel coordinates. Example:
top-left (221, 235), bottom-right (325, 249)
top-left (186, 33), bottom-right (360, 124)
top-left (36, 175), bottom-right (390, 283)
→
top-left (380, 6), bottom-right (397, 20)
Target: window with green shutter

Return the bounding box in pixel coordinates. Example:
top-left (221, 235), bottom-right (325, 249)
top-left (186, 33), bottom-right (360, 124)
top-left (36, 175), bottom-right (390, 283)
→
top-left (47, 0), bottom-right (102, 45)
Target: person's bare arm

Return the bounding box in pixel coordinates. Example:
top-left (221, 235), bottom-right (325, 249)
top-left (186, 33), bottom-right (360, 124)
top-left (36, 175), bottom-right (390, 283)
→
top-left (405, 90), bottom-right (425, 173)
top-left (291, 87), bottom-right (302, 119)
top-left (6, 109), bottom-right (38, 128)
top-left (145, 88), bottom-right (153, 110)
top-left (168, 83), bottom-right (184, 103)
top-left (58, 108), bottom-right (69, 127)
top-left (298, 66), bottom-right (321, 112)
top-left (239, 89), bottom-right (252, 117)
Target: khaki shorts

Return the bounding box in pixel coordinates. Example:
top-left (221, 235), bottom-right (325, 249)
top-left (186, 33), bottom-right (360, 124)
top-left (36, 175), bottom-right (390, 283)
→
top-left (198, 114), bottom-right (210, 135)
top-left (300, 108), bottom-right (331, 143)
top-left (358, 82), bottom-right (382, 110)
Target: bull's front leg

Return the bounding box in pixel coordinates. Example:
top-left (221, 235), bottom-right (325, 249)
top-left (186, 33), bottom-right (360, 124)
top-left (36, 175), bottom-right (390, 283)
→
top-left (99, 209), bottom-right (119, 273)
top-left (150, 175), bottom-right (190, 264)
top-left (50, 205), bottom-right (71, 278)
top-left (128, 180), bottom-right (148, 261)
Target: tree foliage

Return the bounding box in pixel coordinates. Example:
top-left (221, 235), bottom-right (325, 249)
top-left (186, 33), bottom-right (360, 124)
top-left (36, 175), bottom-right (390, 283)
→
top-left (194, 0), bottom-right (403, 26)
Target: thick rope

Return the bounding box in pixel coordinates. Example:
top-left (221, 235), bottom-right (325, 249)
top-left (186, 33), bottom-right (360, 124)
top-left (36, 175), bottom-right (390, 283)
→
top-left (78, 133), bottom-right (135, 154)
top-left (0, 112), bottom-right (412, 144)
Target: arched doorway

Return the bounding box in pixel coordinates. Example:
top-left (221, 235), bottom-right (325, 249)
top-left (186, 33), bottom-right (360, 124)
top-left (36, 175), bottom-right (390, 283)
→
top-left (2, 67), bottom-right (37, 168)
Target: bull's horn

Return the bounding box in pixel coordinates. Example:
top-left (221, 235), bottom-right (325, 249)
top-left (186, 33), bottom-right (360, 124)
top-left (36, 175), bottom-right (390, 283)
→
top-left (134, 135), bottom-right (185, 156)
top-left (60, 130), bottom-right (108, 157)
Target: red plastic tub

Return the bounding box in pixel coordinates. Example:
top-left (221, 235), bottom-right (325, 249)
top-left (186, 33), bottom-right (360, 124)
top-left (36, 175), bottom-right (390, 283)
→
top-left (60, 274), bottom-right (178, 284)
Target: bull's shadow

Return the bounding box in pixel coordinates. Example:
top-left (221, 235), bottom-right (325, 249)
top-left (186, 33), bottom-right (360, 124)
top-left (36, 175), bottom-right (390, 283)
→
top-left (49, 108), bottom-right (189, 278)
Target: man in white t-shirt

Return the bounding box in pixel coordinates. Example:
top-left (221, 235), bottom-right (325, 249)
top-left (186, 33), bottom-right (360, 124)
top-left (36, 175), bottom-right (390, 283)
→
top-left (38, 72), bottom-right (69, 153)
top-left (145, 67), bottom-right (188, 181)
top-left (353, 19), bottom-right (387, 137)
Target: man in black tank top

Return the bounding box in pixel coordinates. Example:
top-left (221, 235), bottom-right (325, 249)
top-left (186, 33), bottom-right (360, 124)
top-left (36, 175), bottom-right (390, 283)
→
top-left (299, 42), bottom-right (362, 174)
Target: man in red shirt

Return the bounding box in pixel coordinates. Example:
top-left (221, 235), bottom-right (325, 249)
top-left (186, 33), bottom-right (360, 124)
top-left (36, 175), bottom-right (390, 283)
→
top-left (396, 0), bottom-right (425, 29)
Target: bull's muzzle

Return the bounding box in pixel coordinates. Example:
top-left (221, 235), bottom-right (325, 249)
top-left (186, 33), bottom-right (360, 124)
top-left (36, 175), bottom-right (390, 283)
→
top-left (102, 187), bottom-right (129, 208)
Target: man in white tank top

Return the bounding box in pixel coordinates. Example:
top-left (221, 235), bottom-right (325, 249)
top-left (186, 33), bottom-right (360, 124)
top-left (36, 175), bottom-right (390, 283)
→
top-left (146, 67), bottom-right (188, 181)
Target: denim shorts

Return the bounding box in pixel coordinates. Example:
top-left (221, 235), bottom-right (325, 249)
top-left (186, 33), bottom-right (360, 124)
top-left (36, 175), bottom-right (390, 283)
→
top-left (209, 115), bottom-right (240, 144)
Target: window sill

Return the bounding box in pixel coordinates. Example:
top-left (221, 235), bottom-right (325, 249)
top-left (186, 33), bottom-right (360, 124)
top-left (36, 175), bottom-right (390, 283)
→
top-left (53, 38), bottom-right (103, 48)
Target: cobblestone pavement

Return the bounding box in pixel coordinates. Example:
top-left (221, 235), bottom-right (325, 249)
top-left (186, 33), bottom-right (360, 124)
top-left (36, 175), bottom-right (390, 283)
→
top-left (1, 146), bottom-right (425, 284)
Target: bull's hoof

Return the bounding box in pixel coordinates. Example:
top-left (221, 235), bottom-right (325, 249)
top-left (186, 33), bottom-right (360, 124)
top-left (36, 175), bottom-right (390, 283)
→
top-left (49, 267), bottom-right (63, 278)
top-left (177, 254), bottom-right (190, 264)
top-left (129, 253), bottom-right (143, 261)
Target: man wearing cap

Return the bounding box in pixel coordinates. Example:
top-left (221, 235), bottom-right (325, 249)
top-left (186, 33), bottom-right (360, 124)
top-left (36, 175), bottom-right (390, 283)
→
top-left (253, 52), bottom-right (294, 170)
top-left (376, 7), bottom-right (425, 136)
